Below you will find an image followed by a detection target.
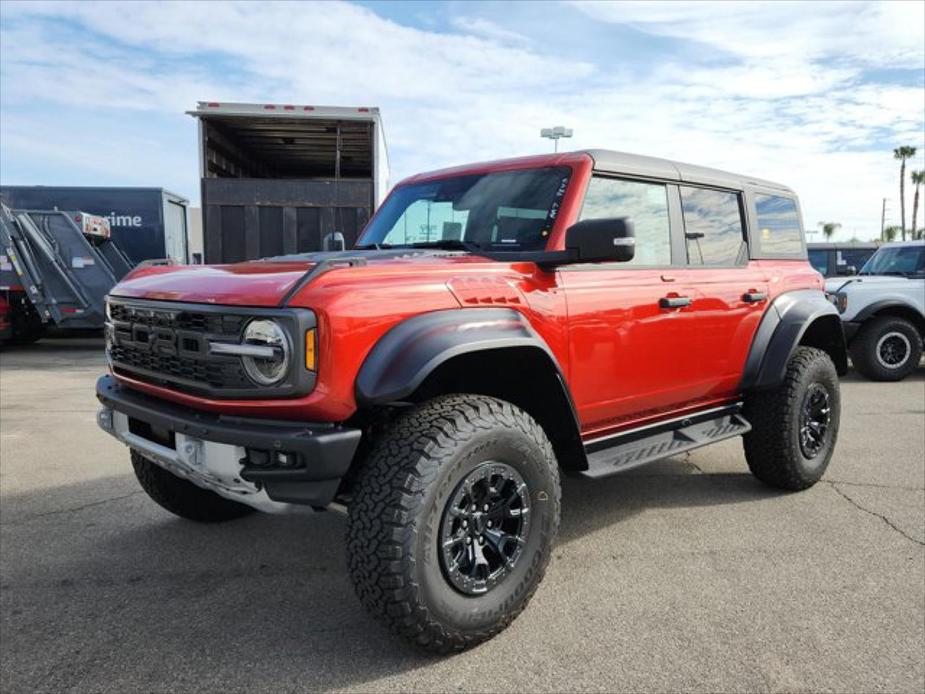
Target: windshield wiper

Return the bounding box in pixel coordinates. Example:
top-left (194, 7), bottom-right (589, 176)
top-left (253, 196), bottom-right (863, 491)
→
top-left (354, 243), bottom-right (394, 250)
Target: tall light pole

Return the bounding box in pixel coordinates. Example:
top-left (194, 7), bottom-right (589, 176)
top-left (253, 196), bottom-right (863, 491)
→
top-left (540, 126), bottom-right (573, 152)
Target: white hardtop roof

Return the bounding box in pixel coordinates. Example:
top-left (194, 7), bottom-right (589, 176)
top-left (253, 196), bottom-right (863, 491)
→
top-left (584, 149), bottom-right (794, 193)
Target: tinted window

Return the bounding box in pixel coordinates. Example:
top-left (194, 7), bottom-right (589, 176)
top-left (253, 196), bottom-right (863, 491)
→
top-left (580, 177), bottom-right (671, 265)
top-left (755, 194), bottom-right (804, 256)
top-left (680, 187), bottom-right (745, 265)
top-left (808, 249), bottom-right (829, 275)
top-left (838, 248), bottom-right (876, 272)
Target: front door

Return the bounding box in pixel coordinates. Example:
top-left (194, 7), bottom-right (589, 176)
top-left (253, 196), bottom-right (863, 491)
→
top-left (560, 176), bottom-right (708, 437)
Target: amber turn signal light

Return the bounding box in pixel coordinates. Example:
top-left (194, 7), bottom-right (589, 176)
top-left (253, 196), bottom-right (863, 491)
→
top-left (305, 328), bottom-right (317, 371)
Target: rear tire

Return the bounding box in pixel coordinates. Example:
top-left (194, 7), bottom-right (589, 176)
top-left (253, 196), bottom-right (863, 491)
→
top-left (743, 347), bottom-right (840, 491)
top-left (131, 450), bottom-right (256, 522)
top-left (346, 394), bottom-right (560, 653)
top-left (850, 316), bottom-right (922, 381)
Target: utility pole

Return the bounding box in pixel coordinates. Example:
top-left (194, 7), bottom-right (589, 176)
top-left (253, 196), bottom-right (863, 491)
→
top-left (881, 198), bottom-right (887, 240)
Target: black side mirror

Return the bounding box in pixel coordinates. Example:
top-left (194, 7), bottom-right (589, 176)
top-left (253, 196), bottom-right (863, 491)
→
top-left (564, 217), bottom-right (635, 264)
top-left (323, 231), bottom-right (346, 252)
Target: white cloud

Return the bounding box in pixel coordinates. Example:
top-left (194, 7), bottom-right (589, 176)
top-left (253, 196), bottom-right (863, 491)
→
top-left (450, 16), bottom-right (529, 45)
top-left (1, 0), bottom-right (923, 240)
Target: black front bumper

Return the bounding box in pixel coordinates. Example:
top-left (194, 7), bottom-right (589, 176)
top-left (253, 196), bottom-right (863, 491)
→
top-left (96, 374), bottom-right (362, 506)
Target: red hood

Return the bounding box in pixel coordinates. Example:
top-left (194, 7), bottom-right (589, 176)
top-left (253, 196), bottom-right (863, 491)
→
top-left (110, 261), bottom-right (314, 307)
top-left (110, 250), bottom-right (498, 307)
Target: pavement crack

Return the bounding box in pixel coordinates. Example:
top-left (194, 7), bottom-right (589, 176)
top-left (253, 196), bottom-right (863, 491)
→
top-left (824, 478), bottom-right (924, 492)
top-left (827, 482), bottom-right (925, 547)
top-left (1, 491), bottom-right (143, 526)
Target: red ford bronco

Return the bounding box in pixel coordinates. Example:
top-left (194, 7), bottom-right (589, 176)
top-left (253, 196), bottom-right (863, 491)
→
top-left (97, 150), bottom-right (846, 652)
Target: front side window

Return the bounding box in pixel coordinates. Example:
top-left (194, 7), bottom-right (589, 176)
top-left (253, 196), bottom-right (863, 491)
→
top-left (754, 194), bottom-right (804, 256)
top-left (680, 186), bottom-right (746, 266)
top-left (358, 167), bottom-right (571, 251)
top-left (579, 177), bottom-right (671, 266)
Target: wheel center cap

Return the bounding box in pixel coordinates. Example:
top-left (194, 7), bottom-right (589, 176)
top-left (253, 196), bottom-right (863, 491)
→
top-left (472, 513), bottom-right (486, 534)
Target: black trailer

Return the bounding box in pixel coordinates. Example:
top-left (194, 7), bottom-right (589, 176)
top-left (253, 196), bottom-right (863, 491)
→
top-left (189, 102), bottom-right (389, 264)
top-left (0, 186), bottom-right (189, 265)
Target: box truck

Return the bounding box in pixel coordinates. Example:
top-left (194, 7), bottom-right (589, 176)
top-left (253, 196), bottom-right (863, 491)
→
top-left (0, 186), bottom-right (189, 265)
top-left (189, 102), bottom-right (389, 263)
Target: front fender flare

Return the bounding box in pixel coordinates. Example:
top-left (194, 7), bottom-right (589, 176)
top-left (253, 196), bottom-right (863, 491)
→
top-left (355, 308), bottom-right (563, 406)
top-left (740, 289), bottom-right (847, 391)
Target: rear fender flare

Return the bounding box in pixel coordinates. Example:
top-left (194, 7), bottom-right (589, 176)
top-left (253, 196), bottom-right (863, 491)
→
top-left (740, 290), bottom-right (847, 391)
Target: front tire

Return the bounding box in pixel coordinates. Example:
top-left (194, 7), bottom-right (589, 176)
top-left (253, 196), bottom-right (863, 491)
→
top-left (743, 347), bottom-right (840, 491)
top-left (346, 394), bottom-right (561, 653)
top-left (850, 316), bottom-right (922, 381)
top-left (131, 450), bottom-right (256, 522)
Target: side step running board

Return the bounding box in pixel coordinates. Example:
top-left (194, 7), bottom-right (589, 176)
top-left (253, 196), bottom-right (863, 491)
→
top-left (581, 404), bottom-right (751, 479)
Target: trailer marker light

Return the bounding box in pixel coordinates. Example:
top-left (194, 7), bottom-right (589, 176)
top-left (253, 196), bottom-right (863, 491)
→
top-left (305, 328), bottom-right (316, 371)
top-left (357, 107), bottom-right (370, 112)
top-left (303, 106), bottom-right (315, 111)
top-left (206, 102), bottom-right (220, 107)
top-left (284, 105), bottom-right (294, 111)
top-left (264, 104), bottom-right (276, 110)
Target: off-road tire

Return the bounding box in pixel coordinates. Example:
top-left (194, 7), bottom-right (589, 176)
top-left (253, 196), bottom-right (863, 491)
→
top-left (743, 347), bottom-right (840, 491)
top-left (131, 450), bottom-right (255, 522)
top-left (849, 315), bottom-right (922, 382)
top-left (346, 394), bottom-right (561, 654)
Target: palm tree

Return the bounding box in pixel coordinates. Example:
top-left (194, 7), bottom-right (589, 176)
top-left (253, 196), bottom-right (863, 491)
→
top-left (911, 170), bottom-right (924, 239)
top-left (883, 225), bottom-right (901, 242)
top-left (817, 221), bottom-right (841, 240)
top-left (893, 146), bottom-right (917, 240)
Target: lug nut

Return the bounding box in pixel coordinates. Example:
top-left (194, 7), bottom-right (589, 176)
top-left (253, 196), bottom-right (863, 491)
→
top-left (465, 537), bottom-right (472, 545)
top-left (471, 504), bottom-right (477, 511)
top-left (462, 520), bottom-right (468, 528)
top-left (487, 520), bottom-right (493, 528)
top-left (478, 536), bottom-right (485, 545)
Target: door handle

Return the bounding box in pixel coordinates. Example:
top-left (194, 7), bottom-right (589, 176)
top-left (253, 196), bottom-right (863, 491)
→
top-left (742, 291), bottom-right (767, 303)
top-left (659, 296), bottom-right (692, 309)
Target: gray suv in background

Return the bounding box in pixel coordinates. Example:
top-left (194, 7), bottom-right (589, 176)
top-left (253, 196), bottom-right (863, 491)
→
top-left (826, 241), bottom-right (925, 381)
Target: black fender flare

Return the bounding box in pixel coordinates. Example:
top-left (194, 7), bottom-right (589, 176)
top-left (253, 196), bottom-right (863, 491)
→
top-left (355, 308), bottom-right (576, 412)
top-left (740, 289), bottom-right (847, 391)
top-left (852, 299), bottom-right (925, 328)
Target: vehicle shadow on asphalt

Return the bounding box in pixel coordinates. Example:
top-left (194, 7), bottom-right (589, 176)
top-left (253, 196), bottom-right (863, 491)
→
top-left (1, 459), bottom-right (785, 691)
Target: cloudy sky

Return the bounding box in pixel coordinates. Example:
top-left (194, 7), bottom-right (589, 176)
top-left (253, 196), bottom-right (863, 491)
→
top-left (1, 0), bottom-right (923, 241)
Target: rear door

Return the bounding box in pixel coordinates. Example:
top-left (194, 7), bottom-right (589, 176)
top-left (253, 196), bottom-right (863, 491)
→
top-left (672, 185), bottom-right (769, 400)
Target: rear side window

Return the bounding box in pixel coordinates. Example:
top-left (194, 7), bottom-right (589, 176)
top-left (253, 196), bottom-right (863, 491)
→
top-left (754, 194), bottom-right (804, 256)
top-left (580, 177), bottom-right (671, 265)
top-left (680, 186), bottom-right (745, 265)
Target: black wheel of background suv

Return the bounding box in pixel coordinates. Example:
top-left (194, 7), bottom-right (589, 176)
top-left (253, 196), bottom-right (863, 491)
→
top-left (849, 315), bottom-right (922, 382)
top-left (346, 394), bottom-right (561, 653)
top-left (131, 450), bottom-right (256, 522)
top-left (743, 347), bottom-right (840, 491)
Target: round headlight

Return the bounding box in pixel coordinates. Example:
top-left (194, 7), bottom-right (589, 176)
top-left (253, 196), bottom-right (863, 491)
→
top-left (241, 319), bottom-right (290, 386)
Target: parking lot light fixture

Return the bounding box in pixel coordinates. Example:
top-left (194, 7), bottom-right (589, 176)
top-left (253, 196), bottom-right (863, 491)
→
top-left (540, 126), bottom-right (573, 152)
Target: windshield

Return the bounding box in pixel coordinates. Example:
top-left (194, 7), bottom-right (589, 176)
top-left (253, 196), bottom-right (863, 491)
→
top-left (859, 245), bottom-right (925, 277)
top-left (357, 167), bottom-right (571, 251)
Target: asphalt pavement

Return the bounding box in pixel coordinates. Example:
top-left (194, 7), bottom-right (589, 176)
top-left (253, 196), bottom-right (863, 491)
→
top-left (1, 338), bottom-right (923, 693)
